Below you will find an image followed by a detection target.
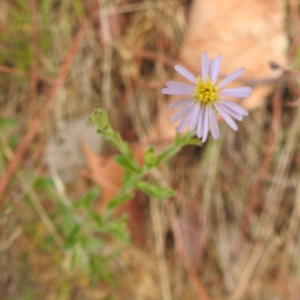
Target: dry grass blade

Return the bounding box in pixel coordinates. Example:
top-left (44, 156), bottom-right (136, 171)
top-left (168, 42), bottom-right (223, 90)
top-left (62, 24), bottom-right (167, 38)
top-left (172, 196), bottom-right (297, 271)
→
top-left (169, 202), bottom-right (211, 300)
top-left (0, 17), bottom-right (90, 203)
top-left (150, 199), bottom-right (172, 300)
top-left (2, 0), bottom-right (300, 299)
top-left (230, 243), bottom-right (265, 300)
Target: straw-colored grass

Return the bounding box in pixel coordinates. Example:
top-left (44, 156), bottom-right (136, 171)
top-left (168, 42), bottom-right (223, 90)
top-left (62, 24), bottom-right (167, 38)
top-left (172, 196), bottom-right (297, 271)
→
top-left (1, 0), bottom-right (300, 299)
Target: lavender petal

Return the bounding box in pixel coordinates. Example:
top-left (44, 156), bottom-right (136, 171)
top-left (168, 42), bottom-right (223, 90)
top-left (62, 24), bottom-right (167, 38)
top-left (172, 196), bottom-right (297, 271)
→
top-left (166, 81), bottom-right (195, 89)
top-left (201, 52), bottom-right (209, 82)
top-left (218, 68), bottom-right (244, 89)
top-left (162, 87), bottom-right (194, 95)
top-left (220, 99), bottom-right (249, 116)
top-left (170, 103), bottom-right (192, 123)
top-left (215, 103), bottom-right (242, 121)
top-left (211, 54), bottom-right (222, 84)
top-left (169, 97), bottom-right (194, 109)
top-left (174, 65), bottom-right (197, 84)
top-left (208, 106), bottom-right (220, 139)
top-left (201, 106), bottom-right (209, 142)
top-left (197, 104), bottom-right (206, 138)
top-left (189, 102), bottom-right (200, 131)
top-left (218, 91), bottom-right (251, 98)
top-left (216, 105), bottom-right (238, 131)
top-left (177, 107), bottom-right (194, 132)
top-left (220, 87), bottom-right (252, 94)
top-left (208, 58), bottom-right (215, 80)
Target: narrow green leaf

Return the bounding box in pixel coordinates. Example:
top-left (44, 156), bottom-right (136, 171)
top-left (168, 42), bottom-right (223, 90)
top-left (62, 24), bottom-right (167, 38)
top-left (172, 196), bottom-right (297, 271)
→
top-left (79, 236), bottom-right (103, 250)
top-left (114, 155), bottom-right (139, 172)
top-left (107, 192), bottom-right (133, 210)
top-left (135, 181), bottom-right (175, 199)
top-left (156, 131), bottom-right (201, 164)
top-left (182, 138), bottom-right (202, 146)
top-left (104, 215), bottom-right (129, 243)
top-left (122, 169), bottom-right (132, 186)
top-left (33, 177), bottom-right (55, 191)
top-left (0, 118), bottom-right (17, 131)
top-left (89, 109), bottom-right (110, 132)
top-left (74, 187), bottom-right (99, 209)
top-left (89, 108), bottom-right (136, 161)
top-left (89, 211), bottom-right (103, 227)
top-left (143, 146), bottom-right (156, 167)
top-left (63, 225), bottom-right (81, 250)
top-left (155, 146), bottom-right (181, 164)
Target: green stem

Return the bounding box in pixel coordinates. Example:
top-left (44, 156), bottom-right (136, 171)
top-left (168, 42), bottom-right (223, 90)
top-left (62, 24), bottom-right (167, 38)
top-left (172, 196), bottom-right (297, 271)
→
top-left (90, 109), bottom-right (202, 215)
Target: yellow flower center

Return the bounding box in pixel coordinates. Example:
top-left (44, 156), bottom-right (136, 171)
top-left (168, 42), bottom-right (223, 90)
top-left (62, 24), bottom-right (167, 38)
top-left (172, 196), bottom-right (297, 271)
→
top-left (194, 77), bottom-right (218, 105)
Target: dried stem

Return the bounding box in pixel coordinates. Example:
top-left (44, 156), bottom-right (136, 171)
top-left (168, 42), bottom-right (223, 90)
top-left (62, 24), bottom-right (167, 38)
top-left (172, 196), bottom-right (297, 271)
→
top-left (0, 19), bottom-right (90, 205)
top-left (235, 82), bottom-right (282, 252)
top-left (168, 202), bottom-right (211, 300)
top-left (150, 199), bottom-right (172, 300)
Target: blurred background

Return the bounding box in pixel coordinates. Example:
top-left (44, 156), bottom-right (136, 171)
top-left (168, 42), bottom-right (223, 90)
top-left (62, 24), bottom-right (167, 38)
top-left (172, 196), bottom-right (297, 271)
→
top-left (0, 0), bottom-right (300, 299)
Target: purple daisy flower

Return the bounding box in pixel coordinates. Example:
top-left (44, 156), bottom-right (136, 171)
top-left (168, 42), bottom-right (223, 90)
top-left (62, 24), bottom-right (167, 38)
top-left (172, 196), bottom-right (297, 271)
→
top-left (162, 52), bottom-right (252, 142)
